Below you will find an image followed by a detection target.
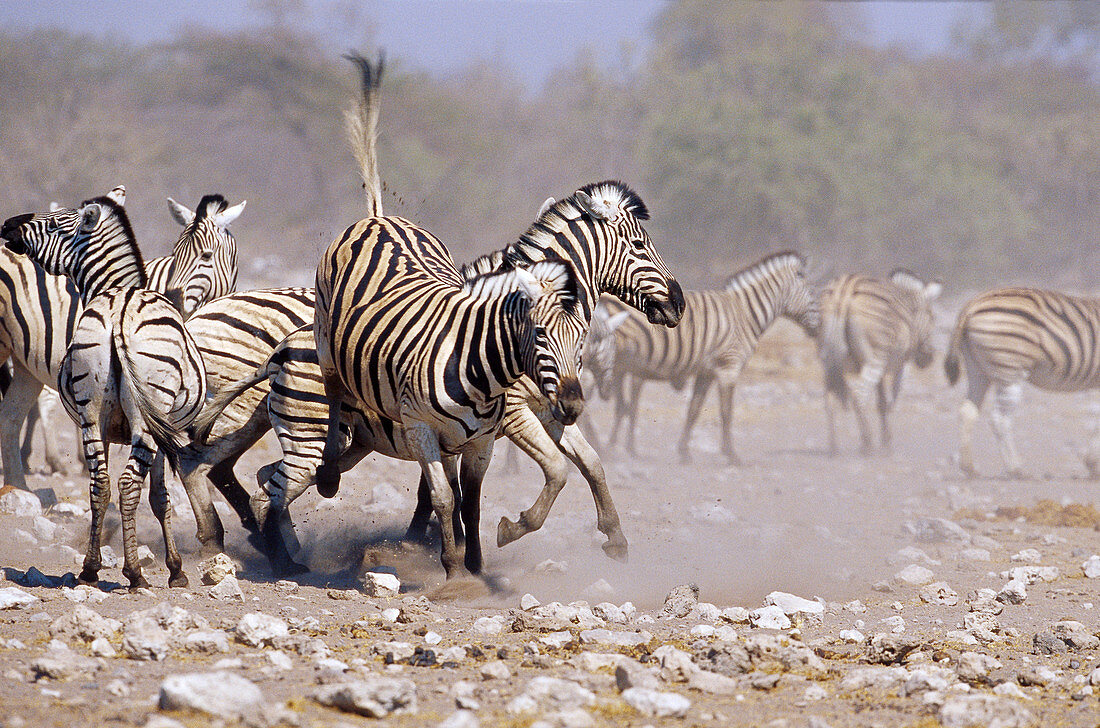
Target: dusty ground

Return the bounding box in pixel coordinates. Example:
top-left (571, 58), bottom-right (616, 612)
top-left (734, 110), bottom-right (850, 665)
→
top-left (1, 317), bottom-right (1099, 727)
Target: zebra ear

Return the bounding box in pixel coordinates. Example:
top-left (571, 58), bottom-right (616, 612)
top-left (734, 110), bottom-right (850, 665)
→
top-left (167, 197), bottom-right (195, 226)
top-left (605, 310), bottom-right (630, 333)
top-left (48, 202), bottom-right (61, 213)
top-left (212, 199), bottom-right (246, 229)
top-left (513, 266), bottom-right (543, 303)
top-left (535, 197), bottom-right (555, 219)
top-left (574, 190), bottom-right (616, 221)
top-left (106, 185), bottom-right (126, 205)
top-left (924, 281), bottom-right (943, 302)
top-left (79, 203), bottom-right (103, 233)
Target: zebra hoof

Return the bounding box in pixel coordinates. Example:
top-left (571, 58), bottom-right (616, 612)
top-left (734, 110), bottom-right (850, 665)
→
top-left (496, 516), bottom-right (524, 548)
top-left (128, 574), bottom-right (151, 592)
top-left (601, 538), bottom-right (629, 562)
top-left (169, 572), bottom-right (189, 588)
top-left (77, 569), bottom-right (99, 587)
top-left (275, 560), bottom-right (309, 577)
top-left (316, 464), bottom-right (341, 498)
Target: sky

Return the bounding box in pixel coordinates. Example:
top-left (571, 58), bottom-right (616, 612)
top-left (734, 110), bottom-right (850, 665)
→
top-left (2, 1), bottom-right (985, 90)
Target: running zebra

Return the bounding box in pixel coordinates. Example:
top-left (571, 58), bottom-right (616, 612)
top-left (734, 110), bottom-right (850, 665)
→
top-left (944, 287), bottom-right (1100, 479)
top-left (315, 218), bottom-right (587, 577)
top-left (0, 189), bottom-right (241, 490)
top-left (818, 269), bottom-right (941, 455)
top-left (1, 194), bottom-right (206, 589)
top-left (602, 252), bottom-right (819, 464)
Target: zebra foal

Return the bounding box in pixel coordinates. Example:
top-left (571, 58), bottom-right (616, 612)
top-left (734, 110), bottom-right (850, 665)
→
top-left (817, 270), bottom-right (941, 455)
top-left (1, 194), bottom-right (206, 589)
top-left (944, 287), bottom-right (1100, 479)
top-left (602, 252), bottom-right (819, 464)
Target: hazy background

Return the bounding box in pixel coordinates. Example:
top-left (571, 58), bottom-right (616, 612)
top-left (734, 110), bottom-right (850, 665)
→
top-left (2, 0), bottom-right (1098, 291)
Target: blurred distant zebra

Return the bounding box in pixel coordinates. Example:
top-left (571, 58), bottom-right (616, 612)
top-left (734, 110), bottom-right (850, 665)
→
top-left (2, 194), bottom-right (208, 589)
top-left (817, 270), bottom-right (941, 455)
top-left (944, 287), bottom-right (1100, 479)
top-left (602, 252), bottom-right (819, 464)
top-left (0, 190), bottom-right (241, 490)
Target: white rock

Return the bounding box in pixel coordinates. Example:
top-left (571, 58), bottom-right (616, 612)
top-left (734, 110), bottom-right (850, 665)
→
top-left (839, 629), bottom-right (865, 643)
top-left (764, 591), bottom-right (824, 616)
top-left (538, 631), bottom-right (574, 649)
top-left (424, 631), bottom-right (442, 645)
top-left (311, 678), bottom-right (418, 717)
top-left (894, 564), bottom-right (935, 586)
top-left (380, 607), bottom-right (401, 623)
top-left (0, 489), bottom-right (43, 517)
top-left (996, 580), bottom-right (1026, 605)
top-left (122, 617), bottom-right (171, 661)
top-left (99, 545), bottom-right (120, 568)
top-left (696, 602), bottom-right (722, 621)
top-left (720, 606), bottom-right (751, 624)
top-left (919, 582), bottom-right (959, 606)
top-left (1089, 667), bottom-right (1100, 686)
top-left (520, 593), bottom-right (541, 610)
top-left (841, 666), bottom-right (910, 691)
top-left (480, 660), bottom-right (511, 680)
top-left (30, 515), bottom-right (58, 541)
top-left (937, 693), bottom-right (1034, 728)
top-left (520, 676), bottom-right (595, 709)
top-left (90, 637), bottom-right (116, 658)
top-left (183, 631), bottom-right (230, 654)
top-left (1005, 565), bottom-right (1059, 584)
top-left (363, 571), bottom-right (401, 598)
top-left (136, 545), bottom-right (156, 568)
top-left (992, 681), bottom-right (1028, 699)
top-left (438, 709), bottom-right (479, 728)
top-left (0, 587), bottom-right (38, 610)
top-left (592, 602), bottom-right (626, 624)
top-left (690, 624), bottom-right (716, 638)
top-left (198, 553), bottom-right (236, 585)
top-left (881, 616), bottom-right (906, 634)
top-left (890, 546), bottom-right (940, 566)
top-left (1082, 555), bottom-right (1100, 579)
top-left (472, 615), bottom-right (508, 636)
top-left (578, 629), bottom-right (652, 647)
top-left (1010, 548), bottom-right (1041, 563)
top-left (958, 548), bottom-right (991, 563)
top-left (158, 672), bottom-right (264, 720)
top-left (749, 605), bottom-right (791, 630)
top-left (843, 600), bottom-right (868, 614)
top-left (267, 650), bottom-right (293, 670)
top-left (583, 578), bottom-right (615, 601)
top-left (651, 644), bottom-right (698, 682)
top-left (621, 687), bottom-right (691, 718)
top-left (535, 559), bottom-right (567, 573)
top-left (235, 613), bottom-right (289, 647)
top-left (903, 666), bottom-right (957, 695)
top-left (372, 641), bottom-right (415, 661)
top-left (207, 573), bottom-right (244, 602)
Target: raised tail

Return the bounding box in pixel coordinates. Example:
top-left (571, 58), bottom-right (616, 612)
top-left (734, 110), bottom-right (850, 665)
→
top-left (343, 51), bottom-right (384, 218)
top-left (817, 317), bottom-right (850, 405)
top-left (943, 312), bottom-right (966, 386)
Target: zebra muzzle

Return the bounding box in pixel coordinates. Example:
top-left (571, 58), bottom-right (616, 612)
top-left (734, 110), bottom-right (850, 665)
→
top-left (645, 278), bottom-right (686, 327)
top-left (550, 376), bottom-right (585, 426)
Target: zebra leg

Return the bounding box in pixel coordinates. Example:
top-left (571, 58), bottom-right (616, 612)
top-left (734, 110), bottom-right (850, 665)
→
top-left (405, 472), bottom-right (434, 543)
top-left (459, 442), bottom-right (492, 574)
top-left (19, 401), bottom-right (38, 472)
top-left (35, 390), bottom-right (69, 474)
top-left (78, 427), bottom-right (111, 586)
top-left (148, 451), bottom-right (188, 587)
top-left (316, 375), bottom-right (346, 497)
top-left (118, 439), bottom-right (158, 591)
top-left (174, 456), bottom-right (227, 558)
top-left (824, 387), bottom-right (842, 456)
top-left (250, 462), bottom-right (310, 577)
top-left (559, 423), bottom-right (627, 560)
top-left (496, 412), bottom-right (571, 549)
top-left (850, 362), bottom-right (883, 455)
top-left (678, 372), bottom-right (715, 463)
top-left (623, 377), bottom-right (645, 456)
top-left (990, 382), bottom-right (1024, 479)
top-left (958, 367), bottom-right (989, 478)
top-left (405, 424), bottom-right (466, 578)
top-left (1085, 410), bottom-right (1100, 479)
top-left (716, 377), bottom-right (740, 465)
top-left (0, 371), bottom-right (44, 490)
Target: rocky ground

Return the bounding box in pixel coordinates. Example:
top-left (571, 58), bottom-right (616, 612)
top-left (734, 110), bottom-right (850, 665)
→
top-left (1, 322), bottom-right (1099, 727)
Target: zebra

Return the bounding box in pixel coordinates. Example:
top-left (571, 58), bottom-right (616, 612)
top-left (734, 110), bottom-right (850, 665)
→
top-left (313, 217), bottom-right (587, 578)
top-left (818, 269), bottom-right (941, 455)
top-left (2, 194), bottom-right (208, 589)
top-left (943, 287), bottom-right (1100, 479)
top-left (0, 189), bottom-right (242, 490)
top-left (602, 252), bottom-right (819, 464)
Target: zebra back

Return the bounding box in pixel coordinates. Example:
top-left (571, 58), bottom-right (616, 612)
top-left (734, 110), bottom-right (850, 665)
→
top-left (163, 194), bottom-right (242, 318)
top-left (945, 287), bottom-right (1100, 391)
top-left (606, 252), bottom-right (816, 385)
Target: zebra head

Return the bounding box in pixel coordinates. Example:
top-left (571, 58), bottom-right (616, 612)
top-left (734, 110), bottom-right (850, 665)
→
top-left (889, 269), bottom-right (942, 369)
top-left (583, 302), bottom-right (630, 400)
top-left (1, 189), bottom-right (146, 300)
top-left (519, 260), bottom-right (587, 425)
top-left (517, 181), bottom-right (685, 328)
top-left (777, 253), bottom-right (822, 337)
top-left (163, 194), bottom-right (243, 318)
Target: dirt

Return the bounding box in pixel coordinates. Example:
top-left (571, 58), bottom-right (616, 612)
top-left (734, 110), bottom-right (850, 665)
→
top-left (1, 319), bottom-right (1099, 727)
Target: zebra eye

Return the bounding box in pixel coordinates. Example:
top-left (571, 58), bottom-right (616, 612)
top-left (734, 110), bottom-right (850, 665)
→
top-left (201, 250), bottom-right (214, 261)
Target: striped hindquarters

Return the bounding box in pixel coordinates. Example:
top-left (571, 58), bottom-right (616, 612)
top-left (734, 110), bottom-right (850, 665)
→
top-left (0, 248), bottom-right (81, 384)
top-left (945, 287), bottom-right (1100, 392)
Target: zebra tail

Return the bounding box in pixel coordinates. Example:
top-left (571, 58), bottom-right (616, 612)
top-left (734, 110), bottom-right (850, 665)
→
top-left (115, 335), bottom-right (189, 460)
top-left (343, 51), bottom-right (384, 218)
top-left (943, 313), bottom-right (966, 386)
top-left (189, 360), bottom-right (275, 446)
top-left (818, 318), bottom-right (850, 405)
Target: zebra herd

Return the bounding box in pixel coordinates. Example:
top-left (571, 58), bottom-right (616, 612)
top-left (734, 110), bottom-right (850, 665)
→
top-left (1, 53), bottom-right (1099, 588)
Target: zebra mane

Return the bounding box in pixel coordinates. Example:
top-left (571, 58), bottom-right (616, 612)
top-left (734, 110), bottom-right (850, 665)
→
top-left (459, 249), bottom-right (507, 280)
top-left (462, 258), bottom-right (579, 315)
top-left (722, 251), bottom-right (805, 292)
top-left (78, 193), bottom-right (147, 278)
top-left (193, 194), bottom-right (229, 223)
top-left (888, 268), bottom-right (926, 294)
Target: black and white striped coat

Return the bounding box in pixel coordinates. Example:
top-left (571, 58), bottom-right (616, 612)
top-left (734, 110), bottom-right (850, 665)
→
top-left (1, 193), bottom-right (206, 589)
top-left (817, 269), bottom-right (941, 455)
top-left (314, 214), bottom-right (587, 577)
top-left (0, 190), bottom-right (241, 489)
top-left (944, 287), bottom-right (1100, 478)
top-left (601, 252), bottom-right (819, 464)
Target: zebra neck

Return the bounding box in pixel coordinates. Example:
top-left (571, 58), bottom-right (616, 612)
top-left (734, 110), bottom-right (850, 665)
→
top-left (504, 229), bottom-right (598, 319)
top-left (489, 295), bottom-right (530, 394)
top-left (725, 277), bottom-right (784, 337)
top-left (71, 215), bottom-right (147, 301)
